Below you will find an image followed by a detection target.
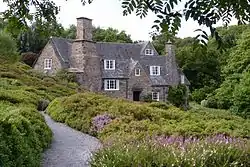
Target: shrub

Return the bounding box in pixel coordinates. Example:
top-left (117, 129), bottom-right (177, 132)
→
top-left (207, 74), bottom-right (241, 110)
top-left (37, 99), bottom-right (50, 111)
top-left (149, 102), bottom-right (171, 110)
top-left (205, 95), bottom-right (218, 108)
top-left (21, 52), bottom-right (38, 67)
top-left (167, 84), bottom-right (188, 108)
top-left (0, 31), bottom-right (19, 62)
top-left (231, 72), bottom-right (250, 118)
top-left (0, 61), bottom-right (78, 166)
top-left (192, 86), bottom-right (214, 103)
top-left (56, 69), bottom-right (77, 83)
top-left (0, 105), bottom-right (52, 167)
top-left (91, 136), bottom-right (250, 167)
top-left (47, 92), bottom-right (250, 143)
top-left (141, 93), bottom-right (153, 102)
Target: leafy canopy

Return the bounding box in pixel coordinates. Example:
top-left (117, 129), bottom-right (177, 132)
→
top-left (2, 0), bottom-right (250, 44)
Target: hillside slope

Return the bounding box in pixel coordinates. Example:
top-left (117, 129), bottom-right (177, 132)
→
top-left (0, 60), bottom-right (78, 166)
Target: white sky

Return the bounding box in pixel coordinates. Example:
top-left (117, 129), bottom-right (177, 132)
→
top-left (0, 0), bottom-right (237, 41)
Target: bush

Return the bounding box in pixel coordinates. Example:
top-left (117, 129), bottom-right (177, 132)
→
top-left (205, 95), bottom-right (218, 108)
top-left (91, 136), bottom-right (250, 167)
top-left (0, 31), bottom-right (19, 62)
top-left (149, 102), bottom-right (171, 110)
top-left (0, 61), bottom-right (79, 166)
top-left (141, 93), bottom-right (153, 102)
top-left (21, 52), bottom-right (38, 67)
top-left (231, 72), bottom-right (250, 118)
top-left (167, 84), bottom-right (188, 108)
top-left (37, 99), bottom-right (50, 111)
top-left (56, 69), bottom-right (77, 83)
top-left (0, 104), bottom-right (52, 167)
top-left (47, 92), bottom-right (250, 143)
top-left (192, 86), bottom-right (214, 103)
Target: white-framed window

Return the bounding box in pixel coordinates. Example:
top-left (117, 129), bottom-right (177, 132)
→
top-left (152, 92), bottom-right (160, 101)
top-left (150, 66), bottom-right (161, 76)
top-left (104, 60), bottom-right (115, 70)
top-left (181, 75), bottom-right (185, 84)
top-left (135, 68), bottom-right (141, 76)
top-left (104, 79), bottom-right (119, 90)
top-left (145, 49), bottom-right (154, 55)
top-left (44, 59), bottom-right (52, 69)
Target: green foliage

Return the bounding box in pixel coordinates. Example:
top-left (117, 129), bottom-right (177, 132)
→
top-left (56, 69), bottom-right (77, 83)
top-left (141, 93), bottom-right (153, 102)
top-left (47, 92), bottom-right (250, 145)
top-left (2, 0), bottom-right (250, 46)
top-left (91, 141), bottom-right (250, 167)
top-left (0, 60), bottom-right (79, 166)
top-left (93, 27), bottom-right (132, 43)
top-left (167, 85), bottom-right (187, 108)
top-left (192, 86), bottom-right (214, 103)
top-left (2, 0), bottom-right (59, 39)
top-left (62, 25), bottom-right (133, 43)
top-left (207, 28), bottom-right (250, 117)
top-left (149, 102), bottom-right (171, 110)
top-left (231, 72), bottom-right (250, 118)
top-left (0, 104), bottom-right (52, 167)
top-left (0, 31), bottom-right (19, 62)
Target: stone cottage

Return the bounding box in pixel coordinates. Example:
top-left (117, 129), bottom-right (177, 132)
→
top-left (34, 17), bottom-right (190, 102)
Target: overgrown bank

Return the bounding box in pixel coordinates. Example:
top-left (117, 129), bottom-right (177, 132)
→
top-left (47, 92), bottom-right (250, 166)
top-left (0, 60), bottom-right (78, 166)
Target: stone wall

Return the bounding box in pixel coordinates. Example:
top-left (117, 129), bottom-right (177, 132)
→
top-left (165, 42), bottom-right (180, 85)
top-left (70, 40), bottom-right (102, 92)
top-left (152, 86), bottom-right (168, 102)
top-left (71, 16), bottom-right (102, 92)
top-left (76, 17), bottom-right (93, 40)
top-left (102, 79), bottom-right (127, 98)
top-left (33, 42), bottom-right (62, 75)
top-left (127, 63), bottom-right (152, 101)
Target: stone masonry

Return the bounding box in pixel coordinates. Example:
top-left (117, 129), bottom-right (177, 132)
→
top-left (34, 16), bottom-right (190, 102)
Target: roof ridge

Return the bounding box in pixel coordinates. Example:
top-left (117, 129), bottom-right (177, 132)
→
top-left (96, 41), bottom-right (147, 45)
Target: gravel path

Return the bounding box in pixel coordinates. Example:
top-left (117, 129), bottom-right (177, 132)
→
top-left (41, 112), bottom-right (102, 167)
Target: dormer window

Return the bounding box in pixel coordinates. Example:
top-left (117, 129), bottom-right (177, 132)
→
top-left (135, 68), bottom-right (141, 76)
top-left (104, 60), bottom-right (115, 70)
top-left (145, 49), bottom-right (154, 55)
top-left (150, 66), bottom-right (160, 76)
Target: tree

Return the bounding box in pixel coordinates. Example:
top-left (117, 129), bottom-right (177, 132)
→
top-left (206, 28), bottom-right (250, 117)
top-left (62, 25), bottom-right (133, 43)
top-left (16, 20), bottom-right (64, 53)
top-left (93, 27), bottom-right (132, 43)
top-left (62, 25), bottom-right (76, 39)
top-left (2, 0), bottom-right (250, 44)
top-left (0, 31), bottom-right (18, 62)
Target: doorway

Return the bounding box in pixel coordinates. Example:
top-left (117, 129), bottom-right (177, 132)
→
top-left (133, 91), bottom-right (141, 101)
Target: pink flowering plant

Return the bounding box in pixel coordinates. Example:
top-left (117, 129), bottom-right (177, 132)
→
top-left (91, 134), bottom-right (250, 167)
top-left (90, 113), bottom-right (113, 136)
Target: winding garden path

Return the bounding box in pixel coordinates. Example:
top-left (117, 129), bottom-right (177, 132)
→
top-left (41, 113), bottom-right (102, 167)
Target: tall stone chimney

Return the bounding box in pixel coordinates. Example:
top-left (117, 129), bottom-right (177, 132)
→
top-left (76, 17), bottom-right (93, 40)
top-left (70, 17), bottom-right (102, 92)
top-left (165, 40), bottom-right (179, 85)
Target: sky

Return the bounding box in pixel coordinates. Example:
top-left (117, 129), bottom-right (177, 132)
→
top-left (0, 0), bottom-right (237, 41)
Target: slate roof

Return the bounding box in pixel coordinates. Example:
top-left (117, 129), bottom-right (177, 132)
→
top-left (51, 37), bottom-right (72, 68)
top-left (48, 37), bottom-right (189, 86)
